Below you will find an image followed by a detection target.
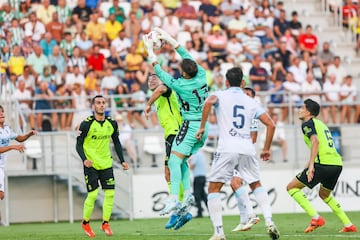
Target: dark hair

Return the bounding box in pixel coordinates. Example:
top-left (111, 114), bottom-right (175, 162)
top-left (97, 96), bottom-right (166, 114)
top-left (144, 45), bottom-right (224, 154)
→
top-left (181, 58), bottom-right (198, 78)
top-left (304, 98), bottom-right (320, 117)
top-left (225, 67), bottom-right (243, 87)
top-left (244, 87), bottom-right (255, 97)
top-left (91, 95), bottom-right (105, 105)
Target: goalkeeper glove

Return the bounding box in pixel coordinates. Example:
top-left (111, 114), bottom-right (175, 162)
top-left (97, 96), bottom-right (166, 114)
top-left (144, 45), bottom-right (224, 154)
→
top-left (143, 35), bottom-right (158, 64)
top-left (154, 27), bottom-right (180, 48)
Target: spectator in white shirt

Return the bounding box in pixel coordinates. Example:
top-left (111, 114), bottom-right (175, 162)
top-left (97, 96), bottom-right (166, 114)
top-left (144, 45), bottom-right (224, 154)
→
top-left (322, 74), bottom-right (340, 124)
top-left (340, 75), bottom-right (357, 123)
top-left (326, 56), bottom-right (347, 85)
top-left (301, 71), bottom-right (322, 104)
top-left (288, 56), bottom-right (307, 85)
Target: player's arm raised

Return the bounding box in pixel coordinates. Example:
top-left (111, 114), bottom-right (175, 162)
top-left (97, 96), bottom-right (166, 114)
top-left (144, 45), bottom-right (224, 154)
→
top-left (144, 84), bottom-right (168, 119)
top-left (196, 95), bottom-right (218, 140)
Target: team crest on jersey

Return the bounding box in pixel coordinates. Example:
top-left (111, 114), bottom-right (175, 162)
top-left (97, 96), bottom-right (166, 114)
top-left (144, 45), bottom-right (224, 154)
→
top-left (303, 126), bottom-right (312, 135)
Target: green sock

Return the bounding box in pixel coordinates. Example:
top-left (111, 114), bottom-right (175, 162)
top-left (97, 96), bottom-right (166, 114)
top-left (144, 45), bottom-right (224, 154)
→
top-left (168, 154), bottom-right (183, 195)
top-left (167, 182), bottom-right (172, 194)
top-left (83, 188), bottom-right (99, 221)
top-left (288, 188), bottom-right (317, 217)
top-left (323, 195), bottom-right (351, 225)
top-left (102, 189), bottom-right (115, 222)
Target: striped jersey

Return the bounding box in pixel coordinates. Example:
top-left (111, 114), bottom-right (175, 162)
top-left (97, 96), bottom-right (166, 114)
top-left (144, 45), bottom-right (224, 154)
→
top-left (0, 125), bottom-right (18, 168)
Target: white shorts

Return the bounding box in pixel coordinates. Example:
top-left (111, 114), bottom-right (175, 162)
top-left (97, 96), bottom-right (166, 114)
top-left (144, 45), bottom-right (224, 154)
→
top-left (209, 152), bottom-right (260, 184)
top-left (0, 167), bottom-right (4, 192)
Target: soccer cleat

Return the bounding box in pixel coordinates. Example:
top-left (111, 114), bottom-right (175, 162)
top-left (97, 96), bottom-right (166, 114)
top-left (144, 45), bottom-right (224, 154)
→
top-left (177, 194), bottom-right (195, 215)
top-left (165, 214), bottom-right (179, 229)
top-left (101, 222), bottom-right (113, 236)
top-left (82, 221), bottom-right (95, 238)
top-left (160, 198), bottom-right (180, 216)
top-left (339, 224), bottom-right (357, 233)
top-left (174, 212), bottom-right (192, 230)
top-left (209, 234), bottom-right (226, 240)
top-left (232, 216), bottom-right (261, 231)
top-left (304, 216), bottom-right (325, 233)
top-left (266, 223), bottom-right (280, 240)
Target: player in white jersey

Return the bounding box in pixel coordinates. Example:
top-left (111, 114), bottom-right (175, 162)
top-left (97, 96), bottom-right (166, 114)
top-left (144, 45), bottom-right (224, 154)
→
top-left (0, 105), bottom-right (37, 200)
top-left (196, 67), bottom-right (280, 240)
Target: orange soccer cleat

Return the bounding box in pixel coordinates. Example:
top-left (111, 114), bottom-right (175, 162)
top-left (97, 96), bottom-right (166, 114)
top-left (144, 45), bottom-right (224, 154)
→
top-left (304, 216), bottom-right (325, 233)
top-left (82, 221), bottom-right (96, 238)
top-left (339, 224), bottom-right (357, 233)
top-left (101, 222), bottom-right (113, 236)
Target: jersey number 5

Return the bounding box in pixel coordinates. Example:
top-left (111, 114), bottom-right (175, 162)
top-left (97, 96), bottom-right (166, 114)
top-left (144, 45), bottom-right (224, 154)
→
top-left (233, 105), bottom-right (245, 129)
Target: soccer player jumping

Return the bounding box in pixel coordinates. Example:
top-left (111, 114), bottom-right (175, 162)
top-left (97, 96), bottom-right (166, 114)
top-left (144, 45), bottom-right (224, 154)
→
top-left (287, 99), bottom-right (357, 233)
top-left (143, 27), bottom-right (209, 227)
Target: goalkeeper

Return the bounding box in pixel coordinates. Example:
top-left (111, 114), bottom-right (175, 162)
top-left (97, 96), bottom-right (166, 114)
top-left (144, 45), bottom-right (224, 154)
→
top-left (143, 28), bottom-right (209, 227)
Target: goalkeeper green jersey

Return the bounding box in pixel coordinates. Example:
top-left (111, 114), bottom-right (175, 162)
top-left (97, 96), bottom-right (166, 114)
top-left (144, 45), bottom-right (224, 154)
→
top-left (302, 118), bottom-right (342, 166)
top-left (154, 86), bottom-right (182, 138)
top-left (154, 46), bottom-right (208, 121)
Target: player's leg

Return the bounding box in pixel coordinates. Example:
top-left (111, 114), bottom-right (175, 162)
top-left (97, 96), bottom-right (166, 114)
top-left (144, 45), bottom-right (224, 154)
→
top-left (0, 167), bottom-right (5, 200)
top-left (82, 167), bottom-right (99, 237)
top-left (319, 166), bottom-right (357, 232)
top-left (100, 168), bottom-right (116, 236)
top-left (287, 168), bottom-right (323, 233)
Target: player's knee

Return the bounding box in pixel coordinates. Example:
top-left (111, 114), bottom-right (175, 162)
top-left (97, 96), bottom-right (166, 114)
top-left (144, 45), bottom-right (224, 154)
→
top-left (318, 189), bottom-right (330, 200)
top-left (230, 178), bottom-right (241, 191)
top-left (87, 188), bottom-right (99, 202)
top-left (0, 191), bottom-right (4, 200)
top-left (104, 189), bottom-right (115, 197)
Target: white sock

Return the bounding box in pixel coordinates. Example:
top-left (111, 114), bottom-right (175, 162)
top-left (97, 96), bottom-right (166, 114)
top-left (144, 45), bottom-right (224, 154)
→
top-left (253, 186), bottom-right (273, 225)
top-left (235, 186), bottom-right (254, 223)
top-left (208, 193), bottom-right (224, 235)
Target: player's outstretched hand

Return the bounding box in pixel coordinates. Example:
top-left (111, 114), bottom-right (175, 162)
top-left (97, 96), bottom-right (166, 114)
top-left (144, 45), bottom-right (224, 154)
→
top-left (13, 145), bottom-right (25, 153)
top-left (144, 104), bottom-right (151, 120)
top-left (154, 27), bottom-right (179, 48)
top-left (143, 35), bottom-right (158, 64)
top-left (122, 162), bottom-right (129, 170)
top-left (195, 128), bottom-right (205, 140)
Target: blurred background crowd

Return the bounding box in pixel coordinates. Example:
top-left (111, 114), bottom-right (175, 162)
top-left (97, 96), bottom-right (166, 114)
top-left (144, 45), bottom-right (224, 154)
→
top-left (1, 0), bottom-right (360, 132)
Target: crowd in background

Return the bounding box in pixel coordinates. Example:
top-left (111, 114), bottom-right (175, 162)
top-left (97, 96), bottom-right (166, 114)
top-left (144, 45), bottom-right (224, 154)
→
top-left (1, 0), bottom-right (360, 132)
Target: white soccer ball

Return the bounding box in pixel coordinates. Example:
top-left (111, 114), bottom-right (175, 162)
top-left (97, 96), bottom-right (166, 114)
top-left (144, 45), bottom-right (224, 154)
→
top-left (147, 30), bottom-right (164, 50)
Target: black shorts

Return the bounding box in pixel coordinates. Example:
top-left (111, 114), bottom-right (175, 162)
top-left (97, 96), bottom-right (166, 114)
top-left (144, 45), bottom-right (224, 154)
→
top-left (296, 163), bottom-right (342, 190)
top-left (165, 134), bottom-right (176, 166)
top-left (84, 167), bottom-right (115, 192)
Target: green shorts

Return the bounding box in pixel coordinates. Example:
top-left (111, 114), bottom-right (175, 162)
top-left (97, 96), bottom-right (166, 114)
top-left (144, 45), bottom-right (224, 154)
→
top-left (171, 120), bottom-right (208, 156)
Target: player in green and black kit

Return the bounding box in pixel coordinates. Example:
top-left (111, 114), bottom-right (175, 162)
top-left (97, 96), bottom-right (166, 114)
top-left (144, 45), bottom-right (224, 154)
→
top-left (287, 99), bottom-right (357, 234)
top-left (145, 73), bottom-right (186, 229)
top-left (76, 95), bottom-right (129, 238)
top-left (143, 27), bottom-right (209, 227)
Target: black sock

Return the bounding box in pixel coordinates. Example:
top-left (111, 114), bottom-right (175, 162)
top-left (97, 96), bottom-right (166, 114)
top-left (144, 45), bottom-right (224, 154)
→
top-left (103, 221), bottom-right (108, 225)
top-left (82, 220), bottom-right (89, 225)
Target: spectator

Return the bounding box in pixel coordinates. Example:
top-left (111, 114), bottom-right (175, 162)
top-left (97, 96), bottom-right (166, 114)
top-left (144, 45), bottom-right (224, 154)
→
top-left (122, 11), bottom-right (141, 41)
top-left (24, 12), bottom-right (46, 43)
top-left (199, 0), bottom-right (219, 25)
top-left (76, 31), bottom-right (93, 58)
top-left (46, 13), bottom-right (64, 44)
top-left (125, 44), bottom-right (143, 72)
top-left (84, 70), bottom-right (97, 94)
top-left (65, 65), bottom-right (85, 88)
top-left (39, 32), bottom-right (57, 57)
top-left (20, 30), bottom-right (34, 58)
top-left (111, 30), bottom-right (131, 60)
top-left (108, 0), bottom-right (126, 24)
top-left (283, 71), bottom-right (302, 116)
top-left (141, 11), bottom-right (161, 34)
top-left (342, 0), bottom-right (357, 28)
top-left (8, 19), bottom-right (24, 46)
top-left (161, 9), bottom-right (181, 39)
top-left (289, 11), bottom-right (302, 38)
top-left (249, 8), bottom-right (268, 44)
top-left (288, 56), bottom-right (306, 85)
top-left (317, 41), bottom-right (335, 67)
top-left (273, 9), bottom-right (289, 39)
top-left (226, 36), bottom-right (245, 66)
top-left (101, 67), bottom-right (120, 95)
top-left (189, 150), bottom-right (208, 218)
top-left (55, 83), bottom-right (73, 130)
top-left (135, 61), bottom-right (150, 93)
top-left (60, 32), bottom-right (76, 59)
top-left (262, 26), bottom-right (279, 59)
top-left (167, 49), bottom-right (181, 78)
top-left (301, 70), bottom-right (322, 104)
top-left (326, 56), bottom-right (347, 85)
top-left (249, 55), bottom-right (269, 91)
top-left (128, 82), bottom-right (148, 129)
top-left (72, 0), bottom-right (93, 24)
top-left (87, 44), bottom-right (106, 77)
top-left (34, 81), bottom-right (58, 131)
top-left (12, 79), bottom-right (36, 130)
top-left (56, 0), bottom-right (72, 24)
top-left (67, 46), bottom-right (87, 74)
top-left (268, 79), bottom-right (286, 119)
top-left (322, 74), bottom-right (340, 124)
top-left (298, 25), bottom-right (318, 64)
top-left (339, 75), bottom-right (357, 123)
top-left (114, 84), bottom-right (129, 111)
top-left (48, 45), bottom-right (67, 76)
top-left (227, 9), bottom-right (247, 39)
top-left (15, 0), bottom-right (32, 26)
top-left (219, 0), bottom-right (240, 26)
top-left (85, 12), bottom-right (105, 46)
top-left (174, 0), bottom-right (199, 31)
top-left (243, 26), bottom-right (263, 61)
top-left (18, 65), bottom-right (36, 93)
top-left (71, 83), bottom-right (91, 130)
top-left (36, 0), bottom-right (56, 25)
top-left (107, 46), bottom-right (124, 79)
top-left (1, 4), bottom-right (15, 29)
top-left (8, 45), bottom-right (26, 76)
top-left (26, 44), bottom-right (49, 78)
top-left (105, 13), bottom-right (123, 42)
top-left (116, 114), bottom-right (138, 166)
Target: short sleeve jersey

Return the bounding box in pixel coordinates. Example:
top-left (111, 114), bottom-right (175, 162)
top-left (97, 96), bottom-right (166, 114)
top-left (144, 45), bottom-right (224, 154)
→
top-left (154, 46), bottom-right (208, 121)
top-left (154, 86), bottom-right (182, 138)
top-left (0, 125), bottom-right (18, 168)
top-left (77, 116), bottom-right (118, 170)
top-left (301, 118), bottom-right (342, 166)
top-left (214, 87), bottom-right (265, 154)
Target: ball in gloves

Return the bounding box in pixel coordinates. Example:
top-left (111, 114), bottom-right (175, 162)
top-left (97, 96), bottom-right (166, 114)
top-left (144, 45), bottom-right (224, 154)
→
top-left (146, 30), bottom-right (164, 50)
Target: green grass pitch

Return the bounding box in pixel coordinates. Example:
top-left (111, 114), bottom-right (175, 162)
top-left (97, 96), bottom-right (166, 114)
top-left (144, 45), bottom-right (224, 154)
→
top-left (0, 212), bottom-right (359, 240)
